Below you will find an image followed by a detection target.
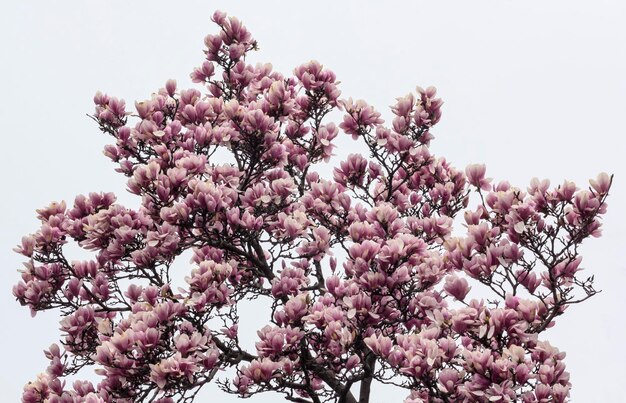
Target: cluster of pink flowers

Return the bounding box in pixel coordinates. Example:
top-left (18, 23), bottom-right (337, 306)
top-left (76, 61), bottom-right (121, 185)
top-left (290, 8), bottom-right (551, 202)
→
top-left (14, 11), bottom-right (610, 403)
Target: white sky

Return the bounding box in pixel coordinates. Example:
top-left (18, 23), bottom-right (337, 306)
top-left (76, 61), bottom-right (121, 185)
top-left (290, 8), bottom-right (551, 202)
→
top-left (1, 1), bottom-right (625, 402)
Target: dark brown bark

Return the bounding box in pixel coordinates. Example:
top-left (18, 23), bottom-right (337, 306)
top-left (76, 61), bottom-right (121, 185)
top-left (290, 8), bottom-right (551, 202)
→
top-left (358, 354), bottom-right (376, 403)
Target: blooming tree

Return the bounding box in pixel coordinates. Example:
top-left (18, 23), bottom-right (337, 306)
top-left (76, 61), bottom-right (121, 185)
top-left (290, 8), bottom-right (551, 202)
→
top-left (14, 11), bottom-right (612, 403)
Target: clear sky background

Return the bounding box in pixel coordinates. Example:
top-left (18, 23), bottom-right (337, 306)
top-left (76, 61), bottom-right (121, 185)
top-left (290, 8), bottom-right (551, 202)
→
top-left (1, 1), bottom-right (625, 402)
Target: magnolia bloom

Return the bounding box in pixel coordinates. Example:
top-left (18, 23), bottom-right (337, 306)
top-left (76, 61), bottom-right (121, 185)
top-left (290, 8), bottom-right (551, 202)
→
top-left (364, 334), bottom-right (393, 357)
top-left (465, 163), bottom-right (491, 190)
top-left (437, 368), bottom-right (460, 394)
top-left (241, 358), bottom-right (281, 383)
top-left (589, 172), bottom-right (611, 194)
top-left (149, 353), bottom-right (198, 389)
top-left (443, 274), bottom-right (471, 301)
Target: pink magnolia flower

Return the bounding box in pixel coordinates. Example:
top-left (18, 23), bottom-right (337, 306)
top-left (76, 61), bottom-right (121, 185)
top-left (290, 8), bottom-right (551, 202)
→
top-left (241, 358), bottom-right (281, 383)
top-left (465, 163), bottom-right (491, 190)
top-left (589, 172), bottom-right (611, 194)
top-left (443, 274), bottom-right (471, 301)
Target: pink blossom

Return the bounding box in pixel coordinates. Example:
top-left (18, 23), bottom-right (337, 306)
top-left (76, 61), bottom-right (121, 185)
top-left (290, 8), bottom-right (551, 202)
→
top-left (589, 172), bottom-right (611, 194)
top-left (443, 274), bottom-right (471, 301)
top-left (465, 163), bottom-right (491, 190)
top-left (241, 358), bottom-right (281, 383)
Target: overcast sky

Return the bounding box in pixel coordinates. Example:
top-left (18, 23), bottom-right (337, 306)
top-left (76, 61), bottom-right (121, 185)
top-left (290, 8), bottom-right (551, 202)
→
top-left (1, 1), bottom-right (625, 402)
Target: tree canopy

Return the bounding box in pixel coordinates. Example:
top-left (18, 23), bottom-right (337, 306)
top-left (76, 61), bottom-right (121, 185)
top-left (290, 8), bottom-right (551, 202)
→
top-left (15, 11), bottom-right (611, 403)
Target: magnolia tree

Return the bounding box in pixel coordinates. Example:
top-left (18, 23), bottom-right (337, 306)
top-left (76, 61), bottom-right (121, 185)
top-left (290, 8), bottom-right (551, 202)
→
top-left (14, 11), bottom-right (612, 403)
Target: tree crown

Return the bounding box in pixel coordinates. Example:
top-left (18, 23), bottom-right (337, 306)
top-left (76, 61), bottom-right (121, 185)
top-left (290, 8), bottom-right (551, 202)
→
top-left (14, 11), bottom-right (611, 403)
